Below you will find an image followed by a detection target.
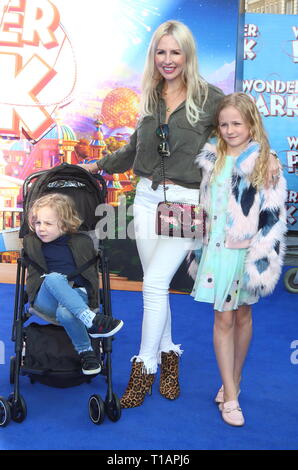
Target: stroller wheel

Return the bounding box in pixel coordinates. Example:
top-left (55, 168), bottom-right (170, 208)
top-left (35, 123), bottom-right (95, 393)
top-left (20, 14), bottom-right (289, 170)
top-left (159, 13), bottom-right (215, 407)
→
top-left (0, 397), bottom-right (11, 427)
top-left (8, 393), bottom-right (27, 423)
top-left (88, 394), bottom-right (105, 425)
top-left (284, 268), bottom-right (298, 294)
top-left (105, 393), bottom-right (121, 422)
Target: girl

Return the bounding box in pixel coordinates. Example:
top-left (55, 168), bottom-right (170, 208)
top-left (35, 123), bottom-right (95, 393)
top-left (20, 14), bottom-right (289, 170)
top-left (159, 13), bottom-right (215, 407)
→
top-left (24, 193), bottom-right (123, 375)
top-left (192, 92), bottom-right (287, 426)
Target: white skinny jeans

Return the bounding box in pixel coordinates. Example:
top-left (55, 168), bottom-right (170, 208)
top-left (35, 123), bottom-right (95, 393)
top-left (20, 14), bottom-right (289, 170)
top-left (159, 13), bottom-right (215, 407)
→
top-left (132, 177), bottom-right (200, 373)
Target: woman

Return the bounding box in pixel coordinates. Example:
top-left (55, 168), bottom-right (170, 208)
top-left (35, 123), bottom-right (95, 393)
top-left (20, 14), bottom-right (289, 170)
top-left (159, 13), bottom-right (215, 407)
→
top-left (80, 20), bottom-right (280, 408)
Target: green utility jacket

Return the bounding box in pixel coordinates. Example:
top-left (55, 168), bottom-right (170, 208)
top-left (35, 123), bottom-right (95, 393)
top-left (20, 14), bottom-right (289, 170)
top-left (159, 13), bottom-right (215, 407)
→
top-left (97, 82), bottom-right (223, 190)
top-left (23, 232), bottom-right (99, 309)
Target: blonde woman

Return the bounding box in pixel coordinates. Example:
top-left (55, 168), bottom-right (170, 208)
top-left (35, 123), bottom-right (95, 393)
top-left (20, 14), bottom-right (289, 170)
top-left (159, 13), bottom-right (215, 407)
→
top-left (192, 92), bottom-right (287, 426)
top-left (80, 21), bottom-right (280, 408)
top-left (24, 193), bottom-right (123, 375)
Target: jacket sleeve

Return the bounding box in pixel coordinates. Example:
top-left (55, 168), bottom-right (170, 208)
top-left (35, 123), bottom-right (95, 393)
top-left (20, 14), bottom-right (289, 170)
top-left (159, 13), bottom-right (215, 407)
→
top-left (96, 129), bottom-right (137, 174)
top-left (243, 172), bottom-right (288, 296)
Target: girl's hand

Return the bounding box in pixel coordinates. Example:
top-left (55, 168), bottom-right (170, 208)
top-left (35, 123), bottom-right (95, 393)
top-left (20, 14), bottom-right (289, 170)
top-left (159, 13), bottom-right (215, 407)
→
top-left (77, 162), bottom-right (99, 173)
top-left (265, 152), bottom-right (282, 188)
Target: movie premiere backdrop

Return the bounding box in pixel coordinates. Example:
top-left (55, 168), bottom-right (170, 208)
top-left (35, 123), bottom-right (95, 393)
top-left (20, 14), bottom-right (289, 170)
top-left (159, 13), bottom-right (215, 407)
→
top-left (243, 13), bottom-right (298, 232)
top-left (0, 0), bottom-right (239, 291)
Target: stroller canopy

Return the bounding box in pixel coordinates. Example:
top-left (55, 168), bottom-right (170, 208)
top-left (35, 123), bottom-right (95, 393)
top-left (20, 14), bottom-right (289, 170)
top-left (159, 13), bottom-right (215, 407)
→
top-left (19, 163), bottom-right (107, 238)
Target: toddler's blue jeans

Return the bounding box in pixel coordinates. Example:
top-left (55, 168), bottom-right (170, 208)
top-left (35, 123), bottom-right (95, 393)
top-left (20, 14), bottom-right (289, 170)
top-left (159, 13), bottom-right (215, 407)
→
top-left (33, 272), bottom-right (93, 353)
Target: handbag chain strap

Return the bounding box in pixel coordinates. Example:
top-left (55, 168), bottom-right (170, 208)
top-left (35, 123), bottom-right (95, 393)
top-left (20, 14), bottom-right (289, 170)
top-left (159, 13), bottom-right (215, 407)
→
top-left (160, 155), bottom-right (168, 203)
top-left (158, 102), bottom-right (169, 204)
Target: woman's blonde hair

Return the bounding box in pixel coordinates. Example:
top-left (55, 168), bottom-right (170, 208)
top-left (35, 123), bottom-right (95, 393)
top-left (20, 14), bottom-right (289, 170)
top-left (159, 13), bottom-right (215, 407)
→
top-left (214, 92), bottom-right (270, 188)
top-left (28, 193), bottom-right (82, 233)
top-left (141, 20), bottom-right (208, 126)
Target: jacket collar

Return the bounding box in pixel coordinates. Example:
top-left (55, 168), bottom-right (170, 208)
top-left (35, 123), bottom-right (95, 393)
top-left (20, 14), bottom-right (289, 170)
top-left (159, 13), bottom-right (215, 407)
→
top-left (156, 80), bottom-right (186, 116)
top-left (235, 141), bottom-right (260, 177)
top-left (198, 139), bottom-right (260, 177)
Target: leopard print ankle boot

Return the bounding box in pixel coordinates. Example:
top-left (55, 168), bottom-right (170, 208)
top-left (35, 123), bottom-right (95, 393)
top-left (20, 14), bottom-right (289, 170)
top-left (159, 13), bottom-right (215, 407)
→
top-left (120, 360), bottom-right (155, 408)
top-left (159, 351), bottom-right (180, 400)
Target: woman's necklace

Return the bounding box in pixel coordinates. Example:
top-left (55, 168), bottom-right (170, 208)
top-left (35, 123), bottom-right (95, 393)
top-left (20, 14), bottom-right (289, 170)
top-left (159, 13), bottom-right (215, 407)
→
top-left (163, 86), bottom-right (186, 114)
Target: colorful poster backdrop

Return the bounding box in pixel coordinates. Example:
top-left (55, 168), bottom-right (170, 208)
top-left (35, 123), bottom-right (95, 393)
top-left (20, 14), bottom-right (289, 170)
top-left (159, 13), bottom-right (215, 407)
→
top-left (0, 0), bottom-right (240, 291)
top-left (243, 13), bottom-right (298, 231)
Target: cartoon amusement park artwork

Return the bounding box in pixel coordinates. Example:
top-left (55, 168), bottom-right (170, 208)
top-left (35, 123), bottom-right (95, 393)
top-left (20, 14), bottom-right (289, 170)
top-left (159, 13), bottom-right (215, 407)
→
top-left (0, 0), bottom-right (239, 290)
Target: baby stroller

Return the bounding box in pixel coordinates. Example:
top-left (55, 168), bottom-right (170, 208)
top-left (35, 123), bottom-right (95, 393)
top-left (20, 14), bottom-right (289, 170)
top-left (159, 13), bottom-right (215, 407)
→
top-left (283, 162), bottom-right (298, 294)
top-left (0, 163), bottom-right (121, 426)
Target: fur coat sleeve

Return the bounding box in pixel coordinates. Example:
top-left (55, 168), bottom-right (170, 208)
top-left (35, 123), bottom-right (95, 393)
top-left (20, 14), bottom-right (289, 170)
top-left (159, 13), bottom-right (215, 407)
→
top-left (242, 175), bottom-right (287, 296)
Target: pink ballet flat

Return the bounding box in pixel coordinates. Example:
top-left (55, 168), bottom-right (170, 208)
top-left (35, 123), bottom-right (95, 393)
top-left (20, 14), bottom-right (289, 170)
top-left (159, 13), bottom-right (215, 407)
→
top-left (214, 385), bottom-right (241, 404)
top-left (220, 400), bottom-right (245, 427)
top-left (214, 385), bottom-right (224, 403)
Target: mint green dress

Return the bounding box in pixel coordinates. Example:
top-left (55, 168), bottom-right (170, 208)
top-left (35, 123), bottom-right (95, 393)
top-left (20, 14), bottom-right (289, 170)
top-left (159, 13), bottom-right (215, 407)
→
top-left (191, 155), bottom-right (259, 312)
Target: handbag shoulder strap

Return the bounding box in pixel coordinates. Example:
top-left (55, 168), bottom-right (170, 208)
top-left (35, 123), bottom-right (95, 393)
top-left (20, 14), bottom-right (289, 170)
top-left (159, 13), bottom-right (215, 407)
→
top-left (157, 101), bottom-right (169, 203)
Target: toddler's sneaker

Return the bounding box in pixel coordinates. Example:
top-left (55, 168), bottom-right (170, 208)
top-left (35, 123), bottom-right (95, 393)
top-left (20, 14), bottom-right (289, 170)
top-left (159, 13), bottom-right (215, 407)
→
top-left (79, 350), bottom-right (101, 375)
top-left (87, 314), bottom-right (124, 338)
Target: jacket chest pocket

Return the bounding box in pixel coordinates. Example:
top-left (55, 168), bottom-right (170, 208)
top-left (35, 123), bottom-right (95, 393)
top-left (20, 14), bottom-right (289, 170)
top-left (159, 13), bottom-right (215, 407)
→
top-left (174, 117), bottom-right (213, 155)
top-left (136, 116), bottom-right (157, 155)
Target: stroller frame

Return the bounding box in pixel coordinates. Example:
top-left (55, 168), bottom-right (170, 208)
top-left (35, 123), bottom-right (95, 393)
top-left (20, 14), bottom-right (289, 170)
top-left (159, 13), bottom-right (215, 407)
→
top-left (283, 229), bottom-right (298, 294)
top-left (0, 164), bottom-right (121, 426)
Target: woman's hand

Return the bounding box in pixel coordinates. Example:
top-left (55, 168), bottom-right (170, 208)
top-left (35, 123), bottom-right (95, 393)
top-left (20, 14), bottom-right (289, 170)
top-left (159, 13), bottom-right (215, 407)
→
top-left (265, 152), bottom-right (282, 188)
top-left (77, 162), bottom-right (99, 173)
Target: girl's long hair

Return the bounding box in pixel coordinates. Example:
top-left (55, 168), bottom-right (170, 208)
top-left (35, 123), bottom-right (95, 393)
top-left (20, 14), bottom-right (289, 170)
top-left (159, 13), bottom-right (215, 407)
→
top-left (214, 92), bottom-right (270, 188)
top-left (28, 193), bottom-right (82, 233)
top-left (141, 20), bottom-right (208, 126)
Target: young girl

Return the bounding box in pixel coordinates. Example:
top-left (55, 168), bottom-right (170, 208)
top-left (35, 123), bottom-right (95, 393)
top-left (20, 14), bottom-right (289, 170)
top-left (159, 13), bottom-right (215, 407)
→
top-left (191, 92), bottom-right (287, 426)
top-left (24, 193), bottom-right (123, 376)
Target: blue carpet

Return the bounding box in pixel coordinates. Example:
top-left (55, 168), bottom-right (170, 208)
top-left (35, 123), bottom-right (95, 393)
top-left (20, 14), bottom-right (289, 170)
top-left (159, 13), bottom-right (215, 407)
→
top-left (0, 267), bottom-right (297, 451)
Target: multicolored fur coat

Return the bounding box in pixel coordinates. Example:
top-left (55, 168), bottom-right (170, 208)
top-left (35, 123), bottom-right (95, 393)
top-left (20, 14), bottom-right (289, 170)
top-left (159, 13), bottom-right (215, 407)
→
top-left (193, 140), bottom-right (287, 297)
